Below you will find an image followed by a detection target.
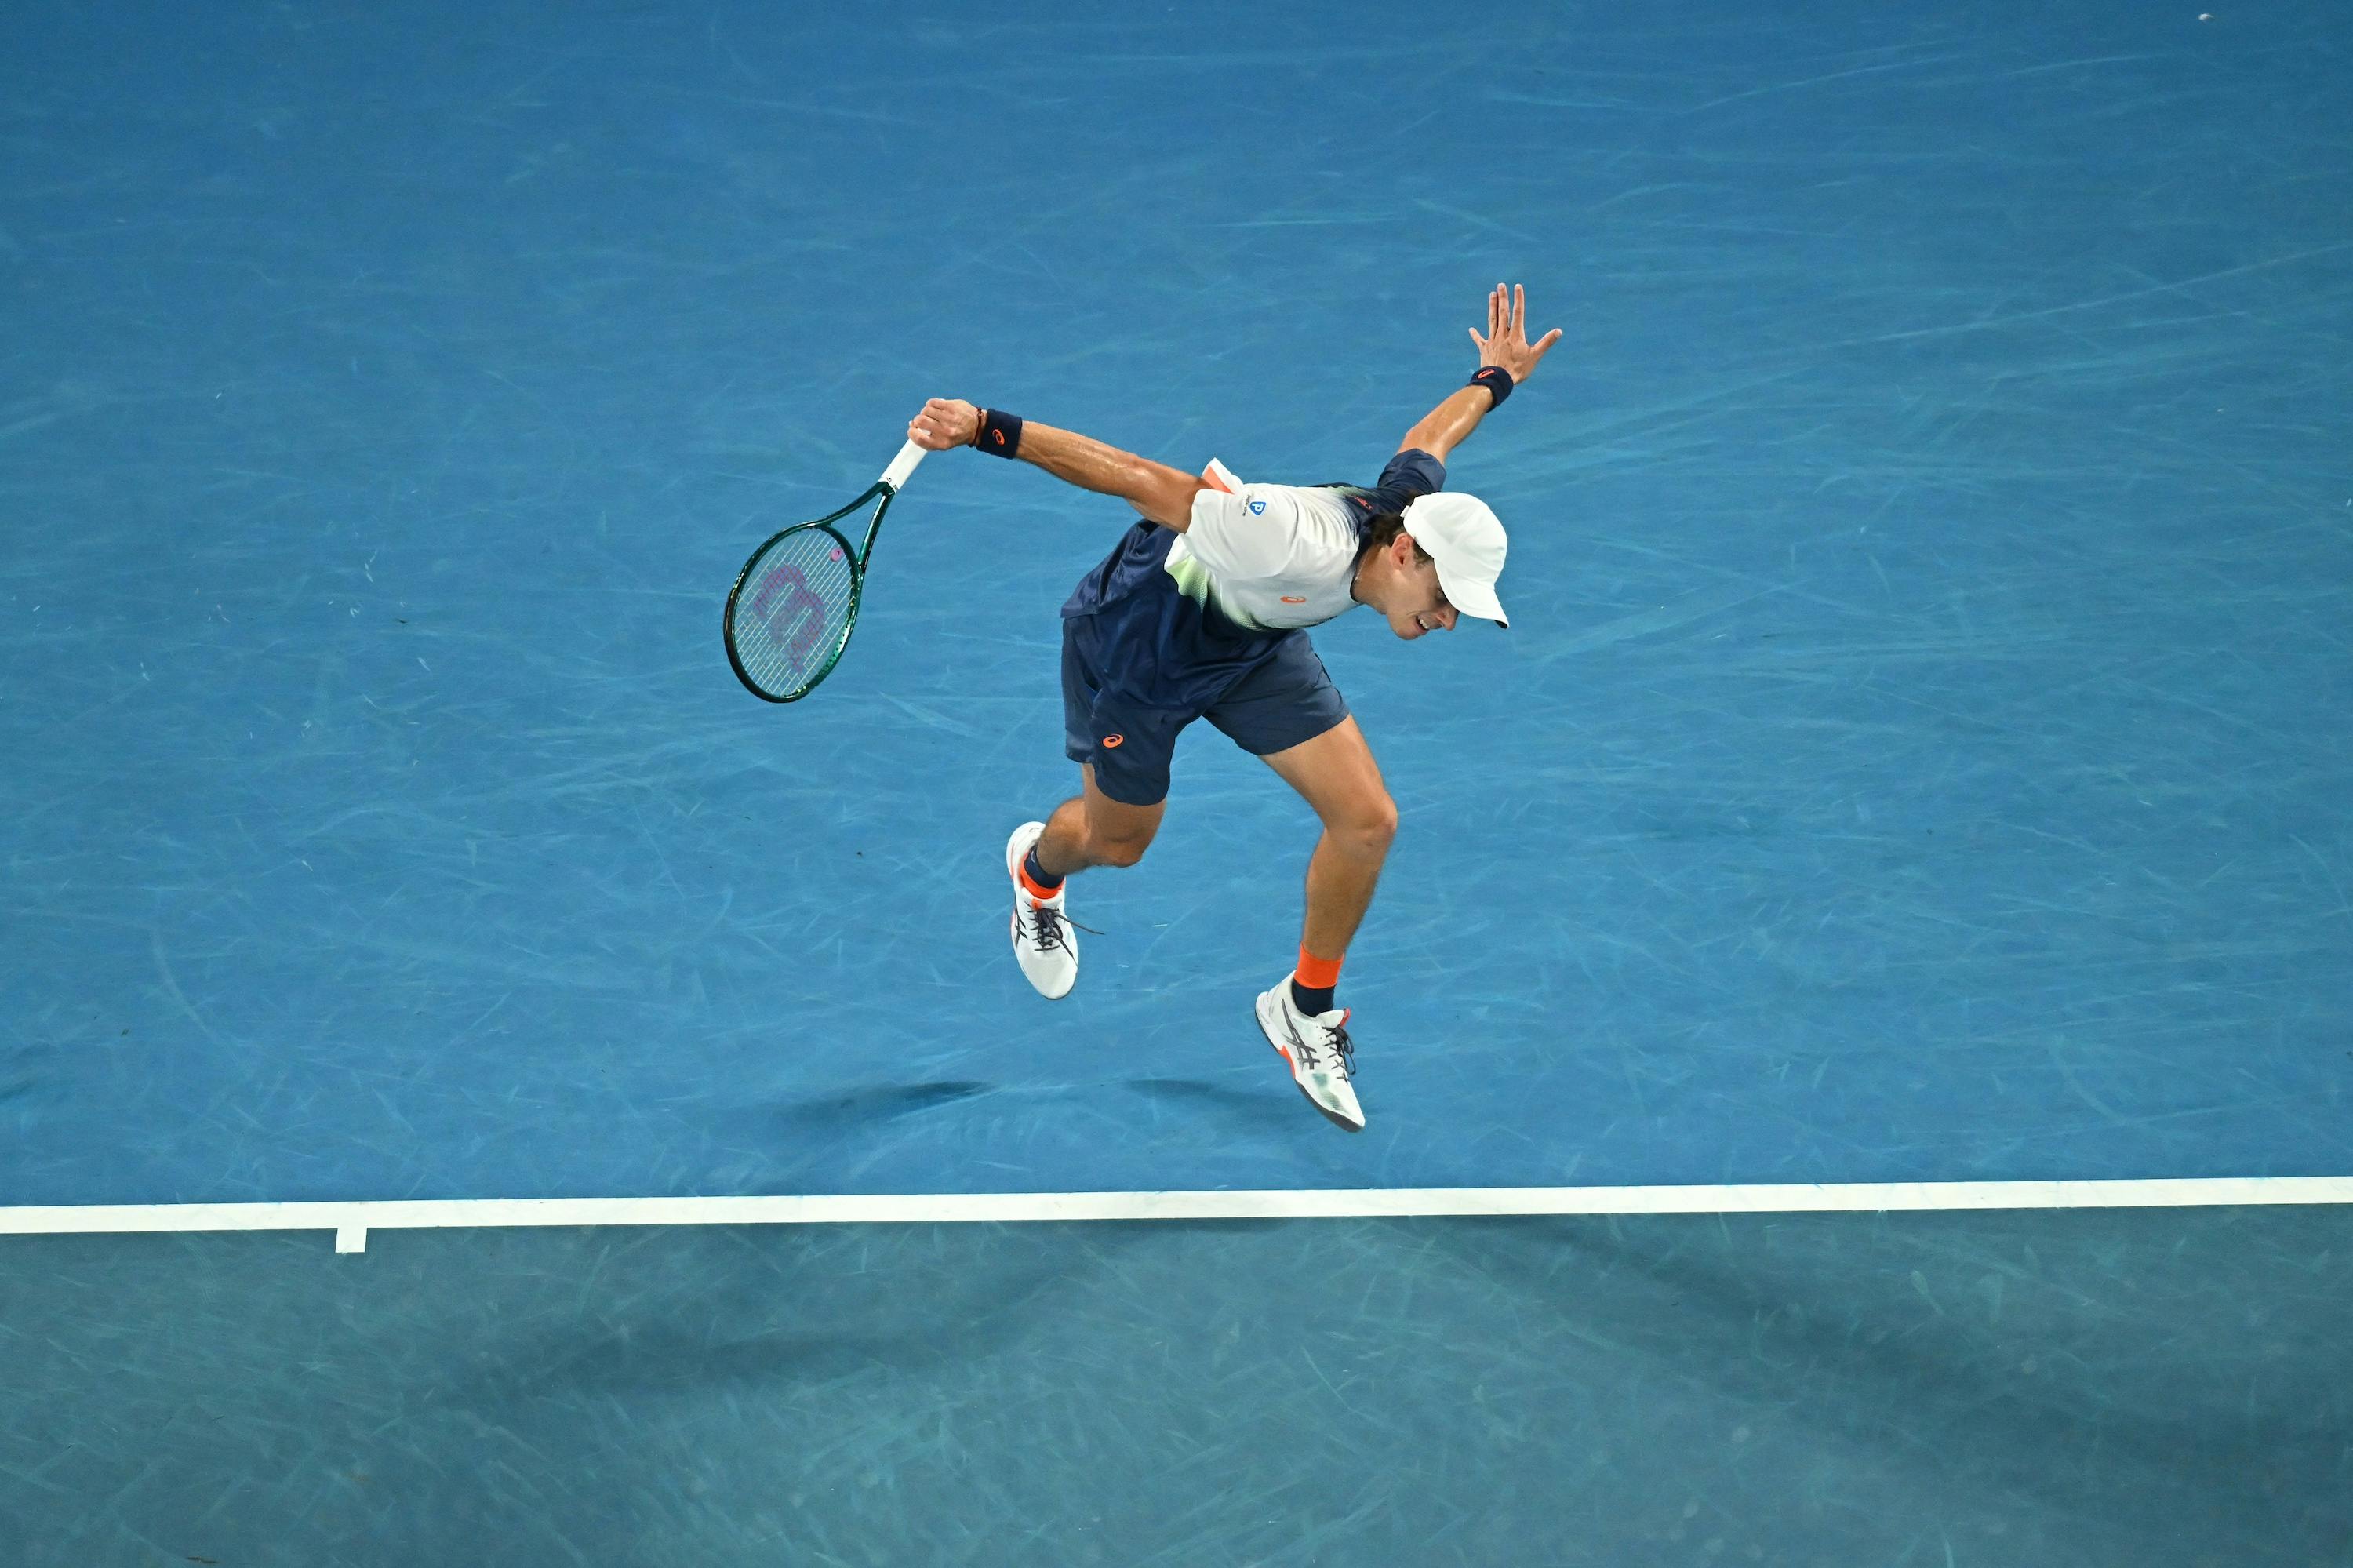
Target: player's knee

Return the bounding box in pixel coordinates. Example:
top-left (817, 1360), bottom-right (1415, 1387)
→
top-left (1091, 835), bottom-right (1151, 868)
top-left (1343, 795), bottom-right (1398, 858)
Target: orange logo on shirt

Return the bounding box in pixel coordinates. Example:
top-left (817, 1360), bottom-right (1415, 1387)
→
top-left (1280, 595), bottom-right (1307, 604)
top-left (1102, 734), bottom-right (1126, 748)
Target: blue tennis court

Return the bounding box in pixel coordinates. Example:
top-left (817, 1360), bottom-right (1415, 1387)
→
top-left (4, 2), bottom-right (2348, 1563)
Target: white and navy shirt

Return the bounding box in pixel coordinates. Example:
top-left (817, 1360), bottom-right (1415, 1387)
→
top-left (1166, 482), bottom-right (1366, 631)
top-left (1059, 449), bottom-right (1446, 708)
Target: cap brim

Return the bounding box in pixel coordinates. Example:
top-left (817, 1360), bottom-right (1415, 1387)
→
top-left (1433, 562), bottom-right (1508, 628)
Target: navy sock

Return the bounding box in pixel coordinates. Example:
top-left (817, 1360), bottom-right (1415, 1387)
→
top-left (1290, 977), bottom-right (1335, 1016)
top-left (1021, 846), bottom-right (1064, 893)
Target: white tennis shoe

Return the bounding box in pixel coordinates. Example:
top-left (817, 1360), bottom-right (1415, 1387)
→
top-left (1006, 822), bottom-right (1078, 1000)
top-left (1255, 974), bottom-right (1365, 1132)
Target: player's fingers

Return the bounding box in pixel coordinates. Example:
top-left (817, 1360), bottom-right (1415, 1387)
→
top-left (1533, 327), bottom-right (1562, 356)
top-left (1470, 328), bottom-right (1486, 354)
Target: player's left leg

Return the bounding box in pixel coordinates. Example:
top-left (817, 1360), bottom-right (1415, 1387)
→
top-left (1259, 717), bottom-right (1395, 993)
top-left (1253, 719), bottom-right (1393, 1132)
top-left (1205, 643), bottom-right (1384, 1131)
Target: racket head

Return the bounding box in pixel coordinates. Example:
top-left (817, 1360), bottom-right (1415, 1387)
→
top-left (722, 520), bottom-right (865, 702)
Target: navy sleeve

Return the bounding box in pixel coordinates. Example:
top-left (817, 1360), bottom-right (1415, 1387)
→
top-left (1375, 447), bottom-right (1446, 505)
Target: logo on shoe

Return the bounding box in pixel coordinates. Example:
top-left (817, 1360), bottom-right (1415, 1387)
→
top-left (1101, 733), bottom-right (1125, 748)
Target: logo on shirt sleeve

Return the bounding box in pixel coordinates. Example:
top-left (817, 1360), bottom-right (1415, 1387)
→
top-left (1247, 500), bottom-right (1266, 515)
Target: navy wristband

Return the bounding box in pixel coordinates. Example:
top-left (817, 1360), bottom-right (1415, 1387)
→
top-left (1468, 366), bottom-right (1514, 407)
top-left (973, 408), bottom-right (1024, 458)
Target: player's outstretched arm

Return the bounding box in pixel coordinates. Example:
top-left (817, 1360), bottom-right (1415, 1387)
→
top-left (907, 399), bottom-right (1205, 530)
top-left (1396, 282), bottom-right (1562, 461)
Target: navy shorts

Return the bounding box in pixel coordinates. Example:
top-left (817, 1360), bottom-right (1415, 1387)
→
top-left (1060, 618), bottom-right (1349, 806)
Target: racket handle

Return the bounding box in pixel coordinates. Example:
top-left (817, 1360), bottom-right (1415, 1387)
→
top-left (881, 440), bottom-right (927, 494)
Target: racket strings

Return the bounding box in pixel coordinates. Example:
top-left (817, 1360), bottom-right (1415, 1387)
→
top-left (734, 526), bottom-right (857, 697)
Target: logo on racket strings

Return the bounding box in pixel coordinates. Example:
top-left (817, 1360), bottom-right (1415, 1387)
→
top-left (747, 562), bottom-right (830, 674)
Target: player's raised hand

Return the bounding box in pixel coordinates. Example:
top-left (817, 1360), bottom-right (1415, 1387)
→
top-left (1469, 284), bottom-right (1562, 382)
top-left (908, 398), bottom-right (980, 451)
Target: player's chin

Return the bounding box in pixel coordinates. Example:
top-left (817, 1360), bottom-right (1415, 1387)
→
top-left (1392, 618), bottom-right (1427, 641)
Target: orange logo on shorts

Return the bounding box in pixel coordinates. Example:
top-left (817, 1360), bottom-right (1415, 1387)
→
top-left (1102, 734), bottom-right (1126, 748)
top-left (1280, 595), bottom-right (1307, 604)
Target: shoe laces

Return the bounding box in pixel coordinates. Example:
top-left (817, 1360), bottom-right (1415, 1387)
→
top-left (1297, 1006), bottom-right (1355, 1080)
top-left (1024, 900), bottom-right (1073, 955)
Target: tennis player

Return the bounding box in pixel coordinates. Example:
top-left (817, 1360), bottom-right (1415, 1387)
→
top-left (907, 284), bottom-right (1559, 1131)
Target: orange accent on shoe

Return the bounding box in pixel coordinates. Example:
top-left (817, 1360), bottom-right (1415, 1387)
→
top-left (1017, 860), bottom-right (1061, 904)
top-left (1295, 949), bottom-right (1344, 991)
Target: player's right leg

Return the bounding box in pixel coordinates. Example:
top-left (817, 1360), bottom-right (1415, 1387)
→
top-left (1006, 766), bottom-right (1164, 999)
top-left (1033, 764), bottom-right (1166, 876)
top-left (1007, 623), bottom-right (1177, 999)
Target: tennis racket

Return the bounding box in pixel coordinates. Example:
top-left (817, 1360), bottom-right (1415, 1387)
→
top-left (722, 440), bottom-right (928, 702)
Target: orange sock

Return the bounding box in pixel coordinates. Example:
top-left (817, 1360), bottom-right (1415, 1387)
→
top-left (1292, 948), bottom-right (1344, 1014)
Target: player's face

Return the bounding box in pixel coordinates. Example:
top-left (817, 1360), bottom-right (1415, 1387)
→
top-left (1387, 544), bottom-right (1458, 640)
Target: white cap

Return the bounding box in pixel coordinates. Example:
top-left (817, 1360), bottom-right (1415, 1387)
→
top-left (1400, 492), bottom-right (1509, 628)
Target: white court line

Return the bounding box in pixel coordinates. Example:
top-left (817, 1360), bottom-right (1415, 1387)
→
top-left (2, 1178), bottom-right (2349, 1253)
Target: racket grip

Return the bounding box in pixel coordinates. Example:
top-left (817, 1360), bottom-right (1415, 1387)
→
top-left (881, 440), bottom-right (927, 493)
